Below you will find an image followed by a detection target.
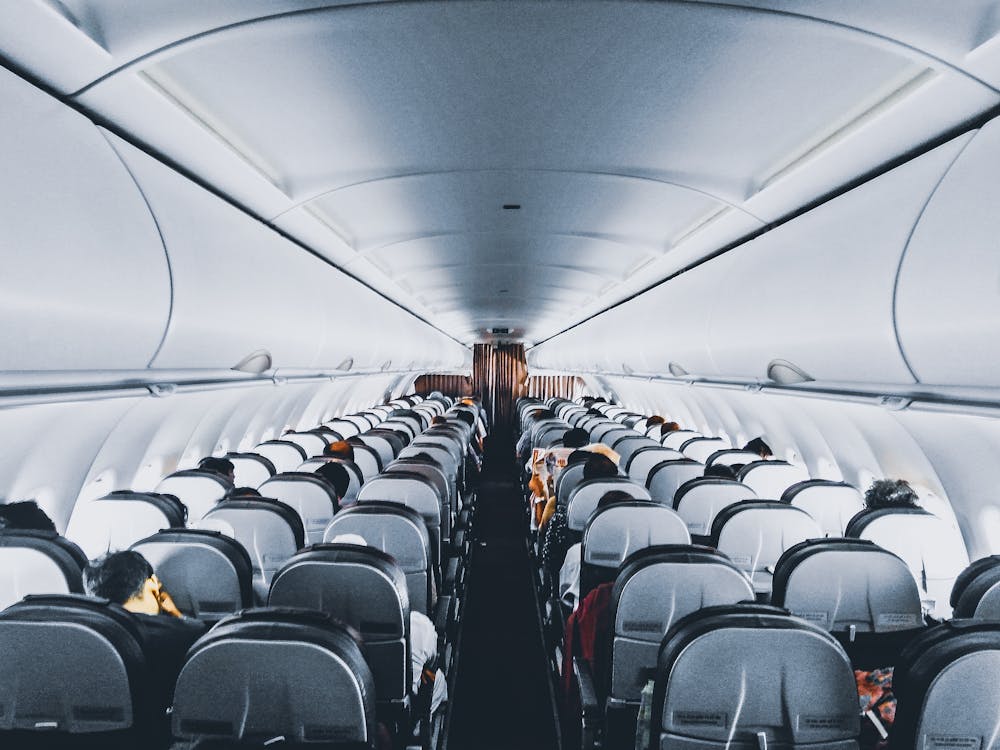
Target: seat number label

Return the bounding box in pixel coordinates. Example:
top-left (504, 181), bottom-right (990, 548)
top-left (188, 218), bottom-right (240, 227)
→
top-left (923, 736), bottom-right (981, 749)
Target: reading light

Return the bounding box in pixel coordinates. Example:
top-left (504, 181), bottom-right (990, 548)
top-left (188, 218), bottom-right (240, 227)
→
top-left (766, 359), bottom-right (815, 385)
top-left (336, 357), bottom-right (354, 371)
top-left (232, 349), bottom-right (273, 374)
top-left (668, 361), bottom-right (689, 377)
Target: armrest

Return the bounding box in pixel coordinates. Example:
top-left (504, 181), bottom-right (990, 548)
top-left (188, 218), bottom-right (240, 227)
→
top-left (573, 657), bottom-right (603, 750)
top-left (434, 594), bottom-right (452, 635)
top-left (443, 556), bottom-right (460, 594)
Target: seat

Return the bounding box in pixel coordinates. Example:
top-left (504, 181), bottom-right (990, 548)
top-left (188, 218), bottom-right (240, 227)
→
top-left (589, 421), bottom-right (623, 443)
top-left (710, 501), bottom-right (823, 596)
top-left (200, 498), bottom-right (304, 604)
top-left (253, 439), bottom-right (308, 474)
top-left (611, 436), bottom-right (658, 467)
top-left (130, 528), bottom-right (253, 623)
top-left (771, 538), bottom-right (924, 665)
top-left (258, 472), bottom-right (341, 544)
top-left (579, 503), bottom-right (690, 599)
top-left (171, 607), bottom-right (376, 749)
top-left (781, 480), bottom-right (865, 537)
top-left (660, 430), bottom-right (701, 450)
top-left (155, 469), bottom-right (231, 521)
top-left (591, 545), bottom-right (753, 748)
top-left (281, 431), bottom-right (331, 457)
top-left (357, 434), bottom-right (397, 469)
top-left (385, 460), bottom-right (453, 525)
top-left (625, 447), bottom-right (684, 486)
top-left (704, 448), bottom-right (762, 468)
top-left (358, 474), bottom-right (443, 564)
top-left (566, 479), bottom-right (651, 536)
top-left (889, 619), bottom-right (1000, 750)
top-left (324, 502), bottom-right (433, 616)
top-left (66, 491), bottom-right (186, 559)
top-left (297, 458), bottom-right (363, 504)
top-left (268, 544), bottom-right (410, 707)
top-left (0, 594), bottom-right (154, 750)
top-left (223, 452), bottom-right (275, 488)
top-left (951, 555), bottom-right (1000, 618)
top-left (556, 463), bottom-right (588, 509)
top-left (344, 414), bottom-right (376, 431)
top-left (0, 529), bottom-right (87, 610)
top-left (846, 507), bottom-right (969, 619)
top-left (737, 460), bottom-right (811, 498)
top-left (647, 603), bottom-right (859, 750)
top-left (672, 478), bottom-right (757, 538)
top-left (645, 459), bottom-right (704, 506)
top-left (381, 419), bottom-right (416, 440)
top-left (326, 418), bottom-right (362, 438)
top-left (349, 444), bottom-right (384, 480)
top-left (679, 436), bottom-right (730, 463)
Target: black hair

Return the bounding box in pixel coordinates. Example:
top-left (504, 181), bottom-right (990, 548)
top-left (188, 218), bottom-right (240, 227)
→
top-left (432, 415), bottom-right (448, 425)
top-left (323, 440), bottom-right (355, 461)
top-left (0, 500), bottom-right (56, 532)
top-left (704, 464), bottom-right (736, 480)
top-left (743, 438), bottom-right (773, 458)
top-left (199, 456), bottom-right (235, 478)
top-left (315, 462), bottom-right (351, 499)
top-left (456, 411), bottom-right (475, 428)
top-left (226, 487), bottom-right (262, 499)
top-left (83, 550), bottom-right (153, 605)
top-left (864, 479), bottom-right (919, 510)
top-left (563, 428), bottom-right (589, 449)
top-left (597, 490), bottom-right (637, 511)
top-left (566, 449), bottom-right (591, 467)
top-left (582, 453), bottom-right (619, 481)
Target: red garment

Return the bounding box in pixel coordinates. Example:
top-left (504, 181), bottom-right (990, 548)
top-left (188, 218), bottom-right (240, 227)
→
top-left (561, 582), bottom-right (615, 698)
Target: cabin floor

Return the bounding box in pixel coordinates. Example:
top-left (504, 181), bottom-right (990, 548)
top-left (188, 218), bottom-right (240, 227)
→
top-left (447, 429), bottom-right (560, 750)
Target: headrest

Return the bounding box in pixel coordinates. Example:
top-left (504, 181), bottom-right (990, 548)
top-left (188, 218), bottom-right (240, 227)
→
top-left (582, 503), bottom-right (690, 568)
top-left (704, 448), bottom-right (761, 468)
top-left (679, 436), bottom-right (730, 462)
top-left (66, 491), bottom-right (186, 558)
top-left (205, 498), bottom-right (305, 552)
top-left (0, 529), bottom-right (87, 610)
top-left (324, 502), bottom-right (430, 573)
top-left (625, 447), bottom-right (684, 482)
top-left (358, 473), bottom-right (442, 524)
top-left (156, 470), bottom-right (231, 521)
top-left (566, 478), bottom-right (652, 532)
top-left (172, 607), bottom-right (375, 746)
top-left (253, 440), bottom-right (308, 473)
top-left (326, 419), bottom-right (362, 438)
top-left (736, 459), bottom-right (811, 497)
top-left (780, 479), bottom-right (864, 537)
top-left (660, 430), bottom-right (701, 450)
top-left (645, 459), bottom-right (704, 504)
top-left (951, 555), bottom-right (1000, 618)
top-left (281, 431), bottom-right (330, 456)
top-left (223, 452), bottom-right (276, 486)
top-left (771, 538), bottom-right (923, 634)
top-left (652, 603), bottom-right (857, 748)
top-left (672, 477), bottom-right (757, 536)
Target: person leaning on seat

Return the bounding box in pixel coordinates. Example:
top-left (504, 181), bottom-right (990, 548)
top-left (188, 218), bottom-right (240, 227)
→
top-left (83, 550), bottom-right (207, 709)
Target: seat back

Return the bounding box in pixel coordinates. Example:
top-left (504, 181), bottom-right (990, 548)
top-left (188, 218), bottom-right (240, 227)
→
top-left (130, 528), bottom-right (253, 622)
top-left (369, 428), bottom-right (409, 455)
top-left (268, 544), bottom-right (410, 703)
top-left (224, 452), bottom-right (275, 488)
top-left (201, 499), bottom-right (304, 603)
top-left (673, 478), bottom-right (758, 538)
top-left (358, 474), bottom-right (443, 562)
top-left (951, 555), bottom-right (1000, 618)
top-left (589, 421), bottom-right (622, 443)
top-left (358, 434), bottom-right (397, 468)
top-left (349, 444), bottom-right (383, 481)
top-left (846, 507), bottom-right (970, 619)
top-left (650, 603), bottom-right (859, 749)
top-left (172, 608), bottom-right (376, 747)
top-left (660, 430), bottom-right (701, 450)
top-left (0, 594), bottom-right (152, 744)
top-left (679, 436), bottom-right (730, 462)
top-left (737, 460), bottom-right (811, 497)
top-left (772, 538), bottom-right (923, 636)
top-left (612, 436), bottom-right (658, 467)
top-left (781, 480), bottom-right (865, 537)
top-left (555, 463), bottom-right (588, 509)
top-left (297, 458), bottom-right (362, 504)
top-left (326, 419), bottom-right (362, 438)
top-left (625, 447), bottom-right (684, 486)
top-left (66, 491), bottom-right (185, 559)
top-left (646, 459), bottom-right (704, 505)
top-left (385, 461), bottom-right (452, 522)
top-left (566, 479), bottom-right (651, 533)
top-left (324, 502), bottom-right (433, 615)
top-left (258, 472), bottom-right (341, 545)
top-left (156, 469), bottom-right (231, 521)
top-left (610, 546), bottom-right (753, 703)
top-left (711, 501), bottom-right (823, 596)
top-left (0, 530), bottom-right (87, 610)
top-left (580, 503), bottom-right (690, 598)
top-left (705, 448), bottom-right (762, 468)
top-left (253, 439), bottom-right (307, 473)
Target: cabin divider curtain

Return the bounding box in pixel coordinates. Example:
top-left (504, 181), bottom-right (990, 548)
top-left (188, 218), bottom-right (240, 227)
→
top-left (413, 374), bottom-right (474, 397)
top-left (473, 343), bottom-right (527, 430)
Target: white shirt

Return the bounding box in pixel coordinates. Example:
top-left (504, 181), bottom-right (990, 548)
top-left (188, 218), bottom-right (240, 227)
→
top-left (410, 611), bottom-right (448, 714)
top-left (559, 543), bottom-right (582, 611)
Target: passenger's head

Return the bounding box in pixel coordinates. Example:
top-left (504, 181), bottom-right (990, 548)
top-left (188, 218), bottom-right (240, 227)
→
top-left (323, 440), bottom-right (355, 461)
top-left (566, 449), bottom-right (591, 467)
top-left (563, 428), bottom-right (589, 449)
top-left (864, 479), bottom-right (919, 510)
top-left (84, 550), bottom-right (166, 615)
top-left (432, 415), bottom-right (448, 426)
top-left (660, 421), bottom-right (681, 435)
top-left (198, 456), bottom-right (236, 483)
top-left (456, 411), bottom-right (475, 428)
top-left (0, 500), bottom-right (56, 532)
top-left (582, 453), bottom-right (619, 481)
top-left (226, 486), bottom-right (261, 499)
top-left (597, 490), bottom-right (638, 511)
top-left (645, 416), bottom-right (665, 428)
top-left (315, 462), bottom-right (351, 500)
top-left (743, 438), bottom-right (773, 459)
top-left (704, 464), bottom-right (736, 480)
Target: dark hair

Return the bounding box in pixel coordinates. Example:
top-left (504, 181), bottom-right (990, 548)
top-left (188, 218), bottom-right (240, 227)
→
top-left (704, 464), bottom-right (736, 480)
top-left (83, 550), bottom-right (153, 604)
top-left (407, 452), bottom-right (438, 465)
top-left (645, 416), bottom-right (666, 428)
top-left (199, 456), bottom-right (235, 478)
top-left (456, 411), bottom-right (475, 428)
top-left (582, 454), bottom-right (619, 481)
top-left (563, 428), bottom-right (589, 449)
top-left (864, 479), bottom-right (919, 510)
top-left (432, 415), bottom-right (448, 425)
top-left (659, 422), bottom-right (681, 435)
top-left (743, 438), bottom-right (773, 458)
top-left (323, 440), bottom-right (355, 461)
top-left (0, 500), bottom-right (56, 532)
top-left (315, 462), bottom-right (351, 499)
top-left (566, 449), bottom-right (591, 467)
top-left (226, 487), bottom-right (261, 499)
top-left (597, 490), bottom-right (637, 511)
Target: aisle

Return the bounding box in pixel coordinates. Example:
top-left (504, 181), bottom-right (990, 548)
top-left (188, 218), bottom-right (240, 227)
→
top-left (446, 431), bottom-right (560, 750)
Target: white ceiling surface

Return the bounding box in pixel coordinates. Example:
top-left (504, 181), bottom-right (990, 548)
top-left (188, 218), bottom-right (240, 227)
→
top-left (4, 1), bottom-right (1000, 344)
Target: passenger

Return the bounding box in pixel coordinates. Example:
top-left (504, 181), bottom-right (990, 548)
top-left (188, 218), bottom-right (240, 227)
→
top-left (329, 534), bottom-right (448, 717)
top-left (743, 437), bottom-right (773, 459)
top-left (530, 427), bottom-right (592, 528)
top-left (225, 486), bottom-right (262, 499)
top-left (197, 456), bottom-right (236, 484)
top-left (516, 409), bottom-right (556, 463)
top-left (323, 440), bottom-right (355, 461)
top-left (863, 478), bottom-right (919, 509)
top-left (432, 415), bottom-right (448, 426)
top-left (660, 421), bottom-right (681, 435)
top-left (563, 427), bottom-right (589, 450)
top-left (645, 415), bottom-right (666, 430)
top-left (314, 462), bottom-right (351, 507)
top-left (704, 463), bottom-right (737, 480)
top-left (83, 550), bottom-right (207, 710)
top-left (0, 499), bottom-right (57, 532)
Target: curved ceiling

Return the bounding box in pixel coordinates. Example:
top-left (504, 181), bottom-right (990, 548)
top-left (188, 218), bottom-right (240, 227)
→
top-left (3, 0), bottom-right (1000, 344)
